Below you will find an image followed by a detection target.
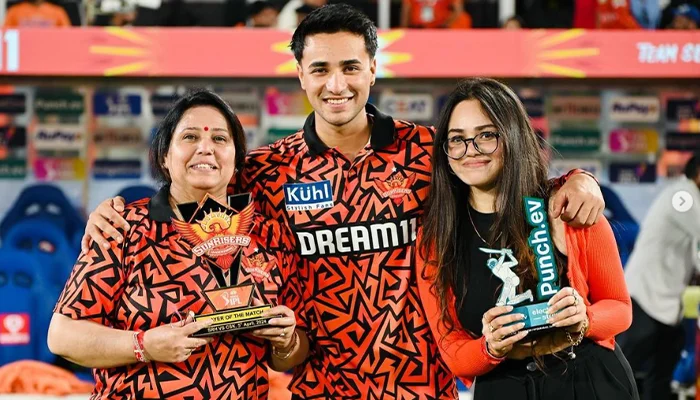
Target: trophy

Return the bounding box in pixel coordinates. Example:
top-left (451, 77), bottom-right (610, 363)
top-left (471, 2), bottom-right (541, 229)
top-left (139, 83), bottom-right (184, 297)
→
top-left (172, 193), bottom-right (277, 337)
top-left (484, 196), bottom-right (561, 337)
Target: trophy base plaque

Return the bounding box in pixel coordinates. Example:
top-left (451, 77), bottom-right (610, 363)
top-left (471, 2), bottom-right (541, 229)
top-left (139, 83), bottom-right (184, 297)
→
top-left (191, 283), bottom-right (282, 337)
top-left (192, 305), bottom-right (276, 337)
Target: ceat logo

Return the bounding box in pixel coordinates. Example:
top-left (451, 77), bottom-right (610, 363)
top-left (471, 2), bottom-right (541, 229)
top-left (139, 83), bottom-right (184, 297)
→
top-left (379, 94), bottom-right (434, 120)
top-left (0, 313), bottom-right (30, 345)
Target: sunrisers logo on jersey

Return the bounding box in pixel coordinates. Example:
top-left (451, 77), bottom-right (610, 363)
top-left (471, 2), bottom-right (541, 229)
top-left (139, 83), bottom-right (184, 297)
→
top-left (284, 180), bottom-right (334, 211)
top-left (374, 169), bottom-right (416, 204)
top-left (242, 253), bottom-right (276, 283)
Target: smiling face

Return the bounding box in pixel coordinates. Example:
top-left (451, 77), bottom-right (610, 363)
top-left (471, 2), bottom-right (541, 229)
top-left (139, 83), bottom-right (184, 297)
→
top-left (163, 106), bottom-right (236, 200)
top-left (296, 31), bottom-right (376, 132)
top-left (446, 99), bottom-right (504, 191)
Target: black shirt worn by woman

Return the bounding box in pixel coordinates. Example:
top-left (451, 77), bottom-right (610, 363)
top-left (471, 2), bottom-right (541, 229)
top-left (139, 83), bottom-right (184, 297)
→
top-left (455, 207), bottom-right (638, 400)
top-left (454, 206), bottom-right (569, 338)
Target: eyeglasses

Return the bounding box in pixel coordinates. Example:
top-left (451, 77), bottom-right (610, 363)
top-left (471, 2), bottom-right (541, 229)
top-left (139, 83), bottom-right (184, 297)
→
top-left (442, 132), bottom-right (500, 160)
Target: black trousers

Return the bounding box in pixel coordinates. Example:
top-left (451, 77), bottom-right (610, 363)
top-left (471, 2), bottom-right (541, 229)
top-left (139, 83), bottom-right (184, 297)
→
top-left (617, 298), bottom-right (685, 400)
top-left (473, 340), bottom-right (639, 400)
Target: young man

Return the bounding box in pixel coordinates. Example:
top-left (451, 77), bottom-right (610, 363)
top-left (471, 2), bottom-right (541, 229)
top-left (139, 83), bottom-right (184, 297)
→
top-left (82, 4), bottom-right (604, 398)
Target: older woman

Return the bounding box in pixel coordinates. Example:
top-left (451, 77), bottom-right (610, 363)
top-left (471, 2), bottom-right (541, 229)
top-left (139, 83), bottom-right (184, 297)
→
top-left (47, 89), bottom-right (309, 399)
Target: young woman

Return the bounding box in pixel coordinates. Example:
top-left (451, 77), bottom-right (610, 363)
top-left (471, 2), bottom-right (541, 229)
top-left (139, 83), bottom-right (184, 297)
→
top-left (416, 78), bottom-right (638, 399)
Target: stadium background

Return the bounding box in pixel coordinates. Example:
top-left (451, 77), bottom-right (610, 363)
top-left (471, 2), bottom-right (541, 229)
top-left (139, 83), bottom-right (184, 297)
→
top-left (0, 0), bottom-right (698, 398)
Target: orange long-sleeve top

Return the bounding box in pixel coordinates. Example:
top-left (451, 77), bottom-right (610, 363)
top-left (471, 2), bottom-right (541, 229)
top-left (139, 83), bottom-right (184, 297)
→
top-left (415, 215), bottom-right (632, 387)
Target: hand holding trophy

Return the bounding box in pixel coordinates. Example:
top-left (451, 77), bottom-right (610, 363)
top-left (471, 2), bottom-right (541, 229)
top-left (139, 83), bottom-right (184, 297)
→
top-left (505, 196), bottom-right (563, 333)
top-left (481, 197), bottom-right (564, 357)
top-left (481, 305), bottom-right (529, 358)
top-left (249, 300), bottom-right (299, 358)
top-left (545, 286), bottom-right (589, 349)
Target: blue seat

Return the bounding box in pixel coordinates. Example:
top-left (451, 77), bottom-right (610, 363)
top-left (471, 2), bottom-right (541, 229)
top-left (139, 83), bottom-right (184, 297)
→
top-left (117, 185), bottom-right (156, 204)
top-left (0, 184), bottom-right (85, 256)
top-left (3, 218), bottom-right (76, 295)
top-left (672, 317), bottom-right (697, 386)
top-left (601, 186), bottom-right (640, 267)
top-left (0, 249), bottom-right (55, 364)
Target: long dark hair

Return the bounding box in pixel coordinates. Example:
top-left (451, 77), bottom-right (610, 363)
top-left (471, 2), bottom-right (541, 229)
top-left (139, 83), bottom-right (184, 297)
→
top-left (419, 78), bottom-right (552, 336)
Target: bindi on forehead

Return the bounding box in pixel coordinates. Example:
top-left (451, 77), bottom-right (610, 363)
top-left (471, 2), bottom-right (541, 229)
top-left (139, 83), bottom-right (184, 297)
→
top-left (204, 126), bottom-right (209, 131)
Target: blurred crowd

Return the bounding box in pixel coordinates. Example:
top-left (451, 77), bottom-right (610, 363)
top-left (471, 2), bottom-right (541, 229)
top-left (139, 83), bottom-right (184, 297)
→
top-left (2, 0), bottom-right (699, 30)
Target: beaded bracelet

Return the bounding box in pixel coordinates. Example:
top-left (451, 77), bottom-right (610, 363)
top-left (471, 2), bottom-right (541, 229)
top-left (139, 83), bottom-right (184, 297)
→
top-left (133, 330), bottom-right (149, 362)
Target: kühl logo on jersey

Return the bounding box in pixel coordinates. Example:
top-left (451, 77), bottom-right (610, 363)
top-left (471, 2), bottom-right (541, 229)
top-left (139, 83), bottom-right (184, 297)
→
top-left (284, 180), bottom-right (334, 211)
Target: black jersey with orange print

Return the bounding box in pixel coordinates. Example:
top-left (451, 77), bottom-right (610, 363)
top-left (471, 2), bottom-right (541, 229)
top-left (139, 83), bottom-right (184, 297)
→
top-left (241, 104), bottom-right (457, 399)
top-left (54, 186), bottom-right (305, 400)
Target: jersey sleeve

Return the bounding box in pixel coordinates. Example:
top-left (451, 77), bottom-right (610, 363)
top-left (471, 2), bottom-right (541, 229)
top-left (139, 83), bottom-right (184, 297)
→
top-left (54, 205), bottom-right (145, 326)
top-left (53, 233), bottom-right (128, 326)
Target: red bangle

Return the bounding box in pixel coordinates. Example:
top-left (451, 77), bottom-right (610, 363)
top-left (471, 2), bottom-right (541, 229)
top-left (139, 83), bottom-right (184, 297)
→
top-left (133, 330), bottom-right (149, 362)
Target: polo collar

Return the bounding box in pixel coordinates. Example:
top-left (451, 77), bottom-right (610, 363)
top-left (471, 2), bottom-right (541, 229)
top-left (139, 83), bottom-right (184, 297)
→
top-left (302, 103), bottom-right (395, 156)
top-left (148, 185), bottom-right (175, 223)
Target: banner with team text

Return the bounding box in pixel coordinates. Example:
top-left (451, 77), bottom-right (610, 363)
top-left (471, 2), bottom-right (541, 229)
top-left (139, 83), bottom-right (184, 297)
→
top-left (0, 29), bottom-right (697, 78)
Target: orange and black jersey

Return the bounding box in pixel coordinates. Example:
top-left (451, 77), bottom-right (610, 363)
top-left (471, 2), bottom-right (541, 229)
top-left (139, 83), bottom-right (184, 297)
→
top-left (242, 104), bottom-right (457, 399)
top-left (54, 186), bottom-right (305, 400)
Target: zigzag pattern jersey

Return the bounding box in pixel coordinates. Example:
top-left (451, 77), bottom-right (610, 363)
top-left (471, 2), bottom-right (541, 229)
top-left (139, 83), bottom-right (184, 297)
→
top-left (241, 104), bottom-right (457, 399)
top-left (54, 187), bottom-right (305, 400)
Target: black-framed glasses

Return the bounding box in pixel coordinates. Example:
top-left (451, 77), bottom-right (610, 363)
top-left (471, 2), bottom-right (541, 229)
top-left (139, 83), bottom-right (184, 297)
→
top-left (442, 132), bottom-right (500, 160)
